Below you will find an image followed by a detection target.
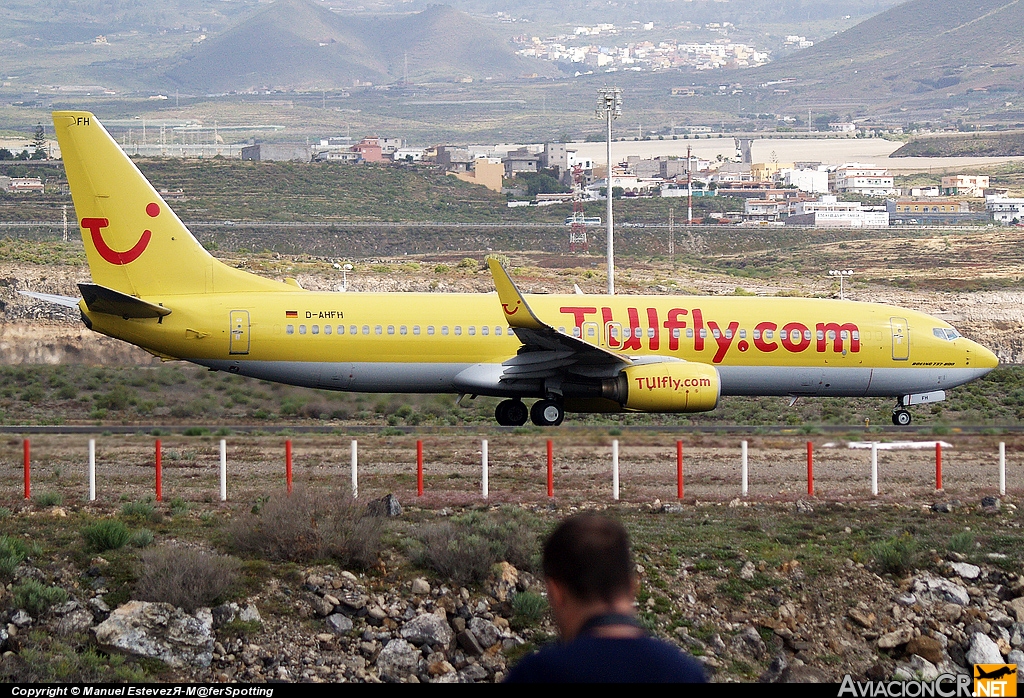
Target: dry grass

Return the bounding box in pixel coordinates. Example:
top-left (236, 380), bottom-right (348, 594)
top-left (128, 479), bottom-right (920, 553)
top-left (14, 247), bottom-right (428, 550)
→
top-left (227, 486), bottom-right (384, 569)
top-left (134, 547), bottom-right (240, 612)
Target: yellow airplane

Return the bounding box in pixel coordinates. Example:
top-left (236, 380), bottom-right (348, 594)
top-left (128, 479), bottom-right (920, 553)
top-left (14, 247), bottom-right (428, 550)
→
top-left (27, 111), bottom-right (999, 427)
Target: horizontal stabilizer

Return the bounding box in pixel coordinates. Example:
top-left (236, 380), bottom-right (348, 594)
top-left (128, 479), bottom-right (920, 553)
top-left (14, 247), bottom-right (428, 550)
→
top-left (17, 290), bottom-right (81, 308)
top-left (79, 283), bottom-right (171, 319)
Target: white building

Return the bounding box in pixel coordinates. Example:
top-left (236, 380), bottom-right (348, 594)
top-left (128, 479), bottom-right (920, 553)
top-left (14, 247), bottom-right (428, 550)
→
top-left (829, 163), bottom-right (896, 197)
top-left (780, 167), bottom-right (829, 194)
top-left (786, 195), bottom-right (889, 228)
top-left (986, 195), bottom-right (1024, 224)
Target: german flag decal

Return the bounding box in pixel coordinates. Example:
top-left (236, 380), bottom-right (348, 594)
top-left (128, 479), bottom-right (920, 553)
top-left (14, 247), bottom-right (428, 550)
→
top-left (286, 310), bottom-right (298, 318)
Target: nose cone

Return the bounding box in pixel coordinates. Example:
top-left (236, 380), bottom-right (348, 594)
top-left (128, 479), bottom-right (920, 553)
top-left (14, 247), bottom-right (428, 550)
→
top-left (970, 340), bottom-right (999, 370)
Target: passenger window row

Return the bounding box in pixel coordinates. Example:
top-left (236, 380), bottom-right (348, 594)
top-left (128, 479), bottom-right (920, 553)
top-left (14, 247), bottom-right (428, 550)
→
top-left (285, 324), bottom-right (514, 337)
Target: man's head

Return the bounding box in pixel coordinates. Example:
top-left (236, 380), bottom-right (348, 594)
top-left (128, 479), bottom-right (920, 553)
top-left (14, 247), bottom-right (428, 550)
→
top-left (542, 513), bottom-right (634, 605)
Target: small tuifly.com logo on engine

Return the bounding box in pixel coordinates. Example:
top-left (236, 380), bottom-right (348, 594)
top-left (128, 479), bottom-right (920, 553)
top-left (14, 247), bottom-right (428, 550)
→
top-left (974, 664), bottom-right (1017, 697)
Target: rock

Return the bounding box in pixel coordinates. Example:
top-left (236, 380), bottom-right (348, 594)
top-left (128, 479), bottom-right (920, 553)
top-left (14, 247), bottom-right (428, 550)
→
top-left (376, 639), bottom-right (423, 682)
top-left (56, 608), bottom-right (94, 636)
top-left (779, 665), bottom-right (828, 682)
top-left (795, 500), bottom-right (813, 514)
top-left (989, 610), bottom-right (1014, 628)
top-left (411, 578), bottom-right (431, 595)
top-left (878, 626), bottom-right (916, 650)
top-left (326, 614), bottom-right (354, 635)
top-left (931, 502), bottom-right (953, 513)
top-left (211, 603), bottom-right (237, 628)
top-left (758, 654), bottom-right (788, 683)
top-left (739, 561), bottom-right (756, 581)
top-left (237, 604), bottom-right (261, 624)
top-left (732, 625), bottom-right (767, 659)
top-left (337, 590), bottom-right (368, 611)
top-left (906, 654), bottom-right (939, 682)
top-left (312, 596), bottom-right (334, 617)
top-left (1008, 649), bottom-right (1024, 667)
top-left (906, 636), bottom-right (944, 665)
top-left (1008, 597), bottom-right (1024, 622)
top-left (965, 633), bottom-right (1003, 666)
top-left (949, 562), bottom-right (981, 580)
top-left (912, 574), bottom-right (970, 606)
top-left (469, 617), bottom-right (501, 650)
top-left (981, 496), bottom-right (1001, 514)
top-left (323, 594), bottom-right (340, 607)
top-left (459, 663), bottom-right (489, 682)
top-left (400, 612), bottom-right (453, 648)
top-left (367, 494), bottom-right (402, 518)
top-left (488, 562), bottom-right (519, 603)
top-left (457, 629), bottom-right (484, 656)
top-left (10, 611), bottom-right (32, 628)
top-left (92, 601), bottom-right (214, 668)
top-left (849, 608), bottom-right (876, 629)
top-left (897, 593), bottom-right (917, 607)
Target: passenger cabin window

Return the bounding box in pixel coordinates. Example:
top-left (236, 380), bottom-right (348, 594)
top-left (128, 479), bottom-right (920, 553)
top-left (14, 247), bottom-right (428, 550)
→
top-left (387, 325), bottom-right (395, 335)
top-left (495, 327), bottom-right (503, 336)
top-left (299, 325), bottom-right (307, 335)
top-left (454, 326), bottom-right (462, 336)
top-left (375, 326), bottom-right (383, 335)
top-left (739, 330), bottom-right (747, 339)
top-left (324, 325), bottom-right (331, 335)
top-left (686, 328), bottom-right (694, 338)
top-left (753, 330), bottom-right (760, 340)
top-left (468, 326), bottom-right (476, 336)
top-left (481, 326), bottom-right (489, 336)
top-left (712, 329), bottom-right (721, 339)
top-left (413, 326), bottom-right (420, 335)
top-left (312, 325), bottom-right (319, 335)
top-left (362, 325), bottom-right (369, 335)
top-left (286, 325), bottom-right (294, 335)
top-left (441, 326), bottom-right (449, 336)
top-left (724, 329), bottom-right (732, 340)
top-left (400, 326), bottom-right (407, 335)
top-left (427, 326), bottom-right (435, 335)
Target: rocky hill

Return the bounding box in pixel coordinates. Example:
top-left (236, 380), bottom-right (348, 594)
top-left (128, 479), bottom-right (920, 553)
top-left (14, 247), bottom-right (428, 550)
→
top-left (163, 1), bottom-right (557, 92)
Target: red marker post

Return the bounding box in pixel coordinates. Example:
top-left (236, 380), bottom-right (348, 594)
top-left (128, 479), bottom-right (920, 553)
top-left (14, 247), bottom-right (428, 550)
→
top-left (547, 440), bottom-right (554, 498)
top-left (676, 440), bottom-right (684, 500)
top-left (417, 440), bottom-right (424, 497)
top-left (285, 439), bottom-right (293, 494)
top-left (23, 439), bottom-right (30, 500)
top-left (806, 441), bottom-right (814, 497)
top-left (935, 442), bottom-right (943, 491)
top-left (155, 439), bottom-right (162, 502)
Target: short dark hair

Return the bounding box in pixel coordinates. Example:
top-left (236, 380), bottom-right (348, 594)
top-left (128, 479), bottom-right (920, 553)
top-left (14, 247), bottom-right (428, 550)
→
top-left (542, 513), bottom-right (634, 603)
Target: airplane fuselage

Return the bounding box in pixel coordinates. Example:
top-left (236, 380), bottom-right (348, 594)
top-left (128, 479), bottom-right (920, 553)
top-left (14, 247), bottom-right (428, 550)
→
top-left (82, 290), bottom-right (994, 401)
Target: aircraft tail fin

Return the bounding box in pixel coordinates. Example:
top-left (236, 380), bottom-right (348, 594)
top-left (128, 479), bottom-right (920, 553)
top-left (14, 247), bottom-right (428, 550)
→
top-left (52, 111), bottom-right (289, 298)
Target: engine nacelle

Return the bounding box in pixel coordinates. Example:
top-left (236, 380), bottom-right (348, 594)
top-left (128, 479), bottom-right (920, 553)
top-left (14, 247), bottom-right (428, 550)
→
top-left (619, 362), bottom-right (720, 413)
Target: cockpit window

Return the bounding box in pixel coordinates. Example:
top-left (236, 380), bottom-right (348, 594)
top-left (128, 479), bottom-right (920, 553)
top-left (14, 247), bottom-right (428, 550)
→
top-left (933, 328), bottom-right (961, 341)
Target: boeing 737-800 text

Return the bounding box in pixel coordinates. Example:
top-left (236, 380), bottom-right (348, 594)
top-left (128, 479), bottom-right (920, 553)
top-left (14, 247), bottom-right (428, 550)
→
top-left (27, 111), bottom-right (999, 427)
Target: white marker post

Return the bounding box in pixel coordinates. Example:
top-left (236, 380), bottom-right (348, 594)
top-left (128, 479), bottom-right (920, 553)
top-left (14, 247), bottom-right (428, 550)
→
top-left (871, 443), bottom-right (879, 496)
top-left (612, 439), bottom-right (619, 501)
top-left (219, 439), bottom-right (227, 501)
top-left (481, 439), bottom-right (489, 499)
top-left (999, 442), bottom-right (1006, 496)
top-left (351, 440), bottom-right (358, 499)
top-left (741, 440), bottom-right (748, 497)
top-left (88, 439), bottom-right (96, 502)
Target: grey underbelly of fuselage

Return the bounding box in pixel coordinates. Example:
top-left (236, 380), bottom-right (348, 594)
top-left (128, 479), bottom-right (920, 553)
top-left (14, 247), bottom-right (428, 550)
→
top-left (196, 360), bottom-right (991, 399)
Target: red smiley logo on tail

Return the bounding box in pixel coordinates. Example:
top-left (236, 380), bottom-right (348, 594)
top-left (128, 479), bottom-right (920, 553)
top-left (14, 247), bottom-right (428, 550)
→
top-left (82, 202), bottom-right (159, 265)
top-left (502, 301), bottom-right (520, 315)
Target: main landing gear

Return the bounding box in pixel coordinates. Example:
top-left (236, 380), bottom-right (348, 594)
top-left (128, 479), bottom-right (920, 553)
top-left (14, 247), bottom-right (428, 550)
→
top-left (892, 407), bottom-right (912, 426)
top-left (494, 399), bottom-right (565, 427)
top-left (495, 399), bottom-right (529, 427)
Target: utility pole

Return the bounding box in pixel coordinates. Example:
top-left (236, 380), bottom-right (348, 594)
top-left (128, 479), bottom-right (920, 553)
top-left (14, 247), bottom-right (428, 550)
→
top-left (597, 86), bottom-right (622, 295)
top-left (668, 207), bottom-right (674, 263)
top-left (686, 144), bottom-right (693, 226)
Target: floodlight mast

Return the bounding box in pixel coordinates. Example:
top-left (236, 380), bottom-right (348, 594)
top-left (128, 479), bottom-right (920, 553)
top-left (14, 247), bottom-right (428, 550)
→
top-left (597, 86), bottom-right (622, 295)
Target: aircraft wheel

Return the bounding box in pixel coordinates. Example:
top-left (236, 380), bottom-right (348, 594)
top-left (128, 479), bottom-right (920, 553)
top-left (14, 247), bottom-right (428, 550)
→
top-left (892, 410), bottom-right (912, 426)
top-left (496, 399), bottom-right (528, 427)
top-left (530, 399), bottom-right (564, 427)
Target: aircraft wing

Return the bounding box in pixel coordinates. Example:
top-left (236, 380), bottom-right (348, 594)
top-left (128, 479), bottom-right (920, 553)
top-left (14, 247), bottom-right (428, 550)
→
top-left (18, 290), bottom-right (82, 308)
top-left (487, 256), bottom-right (631, 382)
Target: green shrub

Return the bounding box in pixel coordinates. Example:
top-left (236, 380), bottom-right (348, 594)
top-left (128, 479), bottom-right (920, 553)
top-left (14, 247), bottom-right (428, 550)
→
top-left (34, 492), bottom-right (63, 507)
top-left (168, 497), bottom-right (190, 517)
top-left (412, 509), bottom-right (541, 586)
top-left (120, 500), bottom-right (155, 519)
top-left (134, 547), bottom-right (240, 612)
top-left (12, 579), bottom-right (69, 615)
top-left (228, 487), bottom-right (383, 569)
top-left (183, 427), bottom-right (210, 436)
top-left (949, 530), bottom-right (975, 554)
top-left (510, 591), bottom-right (548, 631)
top-left (83, 520), bottom-right (132, 552)
top-left (871, 535), bottom-right (918, 575)
top-left (130, 529), bottom-right (155, 548)
top-left (0, 535), bottom-right (33, 580)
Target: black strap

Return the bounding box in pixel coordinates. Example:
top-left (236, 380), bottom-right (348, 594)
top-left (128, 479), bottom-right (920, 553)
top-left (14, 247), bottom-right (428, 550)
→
top-left (578, 613), bottom-right (644, 637)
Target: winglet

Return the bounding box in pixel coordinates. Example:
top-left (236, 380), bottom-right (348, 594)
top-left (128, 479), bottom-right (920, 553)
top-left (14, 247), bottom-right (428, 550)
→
top-left (486, 256), bottom-right (547, 331)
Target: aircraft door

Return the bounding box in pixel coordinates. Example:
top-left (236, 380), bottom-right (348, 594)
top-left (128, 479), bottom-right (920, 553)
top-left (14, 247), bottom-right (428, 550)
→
top-left (229, 310), bottom-right (250, 355)
top-left (890, 317), bottom-right (909, 361)
top-left (604, 322), bottom-right (622, 349)
top-left (582, 321), bottom-right (600, 345)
